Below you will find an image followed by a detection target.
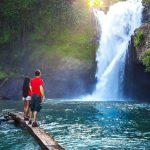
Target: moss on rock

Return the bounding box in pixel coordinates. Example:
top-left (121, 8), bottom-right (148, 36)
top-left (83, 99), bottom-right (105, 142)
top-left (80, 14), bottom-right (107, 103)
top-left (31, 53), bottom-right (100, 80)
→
top-left (132, 23), bottom-right (150, 68)
top-left (143, 0), bottom-right (150, 5)
top-left (0, 71), bottom-right (8, 79)
top-left (134, 30), bottom-right (144, 47)
top-left (142, 48), bottom-right (150, 71)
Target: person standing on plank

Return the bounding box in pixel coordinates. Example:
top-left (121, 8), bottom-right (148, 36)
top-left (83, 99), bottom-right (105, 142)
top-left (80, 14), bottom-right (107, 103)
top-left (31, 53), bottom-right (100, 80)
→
top-left (22, 77), bottom-right (32, 121)
top-left (29, 69), bottom-right (46, 127)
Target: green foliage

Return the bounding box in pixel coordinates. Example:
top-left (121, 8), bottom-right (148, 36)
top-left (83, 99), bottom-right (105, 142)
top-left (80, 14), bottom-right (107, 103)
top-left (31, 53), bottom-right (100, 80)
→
top-left (0, 30), bottom-right (12, 44)
top-left (134, 30), bottom-right (144, 47)
top-left (28, 1), bottom-right (96, 62)
top-left (0, 0), bottom-right (96, 73)
top-left (0, 0), bottom-right (36, 44)
top-left (0, 71), bottom-right (8, 79)
top-left (142, 49), bottom-right (150, 72)
top-left (32, 25), bottom-right (95, 62)
top-left (0, 71), bottom-right (18, 79)
top-left (143, 0), bottom-right (150, 5)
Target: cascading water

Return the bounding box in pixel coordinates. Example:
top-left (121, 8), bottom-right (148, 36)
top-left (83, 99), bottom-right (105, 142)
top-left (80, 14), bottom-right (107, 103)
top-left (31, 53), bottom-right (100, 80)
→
top-left (92, 0), bottom-right (143, 100)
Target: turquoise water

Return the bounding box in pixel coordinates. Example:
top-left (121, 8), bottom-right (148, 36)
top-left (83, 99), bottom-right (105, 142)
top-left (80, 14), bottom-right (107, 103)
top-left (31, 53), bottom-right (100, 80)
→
top-left (0, 100), bottom-right (150, 150)
top-left (0, 101), bottom-right (40, 150)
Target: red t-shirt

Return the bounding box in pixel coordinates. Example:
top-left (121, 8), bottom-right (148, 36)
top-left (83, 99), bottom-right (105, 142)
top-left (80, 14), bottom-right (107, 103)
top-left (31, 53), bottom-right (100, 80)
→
top-left (30, 77), bottom-right (44, 97)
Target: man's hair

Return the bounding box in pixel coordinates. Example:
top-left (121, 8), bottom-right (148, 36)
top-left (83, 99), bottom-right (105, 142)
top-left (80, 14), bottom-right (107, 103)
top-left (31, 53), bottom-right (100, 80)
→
top-left (35, 69), bottom-right (41, 76)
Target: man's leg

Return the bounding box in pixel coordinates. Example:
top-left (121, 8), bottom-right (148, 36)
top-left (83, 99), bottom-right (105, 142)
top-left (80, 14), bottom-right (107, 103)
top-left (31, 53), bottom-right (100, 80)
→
top-left (32, 111), bottom-right (39, 127)
top-left (32, 95), bottom-right (42, 127)
top-left (33, 111), bottom-right (38, 123)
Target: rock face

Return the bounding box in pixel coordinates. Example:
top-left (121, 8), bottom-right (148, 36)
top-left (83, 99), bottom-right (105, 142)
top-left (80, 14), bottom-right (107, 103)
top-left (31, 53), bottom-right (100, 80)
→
top-left (123, 39), bottom-right (150, 101)
top-left (0, 59), bottom-right (96, 100)
top-left (42, 58), bottom-right (96, 99)
top-left (123, 1), bottom-right (150, 101)
top-left (132, 23), bottom-right (150, 63)
top-left (0, 78), bottom-right (22, 100)
top-left (142, 1), bottom-right (150, 22)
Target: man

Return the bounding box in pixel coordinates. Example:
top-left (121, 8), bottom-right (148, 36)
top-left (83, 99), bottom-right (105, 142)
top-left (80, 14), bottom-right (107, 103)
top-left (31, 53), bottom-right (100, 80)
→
top-left (29, 69), bottom-right (45, 127)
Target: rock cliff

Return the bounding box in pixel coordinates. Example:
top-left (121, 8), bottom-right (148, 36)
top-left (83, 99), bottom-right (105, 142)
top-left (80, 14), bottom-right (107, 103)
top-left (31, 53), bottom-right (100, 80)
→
top-left (132, 23), bottom-right (150, 63)
top-left (123, 0), bottom-right (150, 101)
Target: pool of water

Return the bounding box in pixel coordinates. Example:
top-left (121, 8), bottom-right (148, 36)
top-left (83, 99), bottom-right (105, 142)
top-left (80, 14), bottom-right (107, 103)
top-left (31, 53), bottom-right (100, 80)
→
top-left (0, 100), bottom-right (150, 150)
top-left (0, 101), bottom-right (40, 150)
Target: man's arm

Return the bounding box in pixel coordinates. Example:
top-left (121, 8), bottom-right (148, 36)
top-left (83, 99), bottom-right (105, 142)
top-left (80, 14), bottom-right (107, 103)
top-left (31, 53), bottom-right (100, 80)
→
top-left (40, 85), bottom-right (46, 101)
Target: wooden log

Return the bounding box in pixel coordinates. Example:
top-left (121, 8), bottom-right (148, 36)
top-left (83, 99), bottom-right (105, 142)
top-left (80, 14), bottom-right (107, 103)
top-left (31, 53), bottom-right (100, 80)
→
top-left (8, 112), bottom-right (64, 150)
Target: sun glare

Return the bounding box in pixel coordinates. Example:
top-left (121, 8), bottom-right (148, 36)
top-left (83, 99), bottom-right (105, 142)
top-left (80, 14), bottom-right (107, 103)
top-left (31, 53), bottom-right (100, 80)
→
top-left (87, 0), bottom-right (104, 8)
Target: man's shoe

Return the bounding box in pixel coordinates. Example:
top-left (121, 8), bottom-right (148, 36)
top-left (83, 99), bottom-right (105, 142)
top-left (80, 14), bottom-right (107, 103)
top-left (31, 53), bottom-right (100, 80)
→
top-left (24, 117), bottom-right (29, 121)
top-left (32, 122), bottom-right (39, 127)
top-left (28, 120), bottom-right (32, 125)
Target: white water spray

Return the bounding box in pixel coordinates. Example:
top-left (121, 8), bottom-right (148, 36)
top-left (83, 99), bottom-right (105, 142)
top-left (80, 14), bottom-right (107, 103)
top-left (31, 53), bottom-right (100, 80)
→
top-left (92, 0), bottom-right (143, 100)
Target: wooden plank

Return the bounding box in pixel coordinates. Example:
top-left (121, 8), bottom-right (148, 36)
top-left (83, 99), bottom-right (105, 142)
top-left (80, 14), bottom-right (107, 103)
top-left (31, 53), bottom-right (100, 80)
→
top-left (8, 112), bottom-right (64, 150)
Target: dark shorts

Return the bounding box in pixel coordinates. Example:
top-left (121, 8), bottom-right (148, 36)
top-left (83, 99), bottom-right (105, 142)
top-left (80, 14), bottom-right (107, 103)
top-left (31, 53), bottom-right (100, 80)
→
top-left (30, 94), bottom-right (42, 112)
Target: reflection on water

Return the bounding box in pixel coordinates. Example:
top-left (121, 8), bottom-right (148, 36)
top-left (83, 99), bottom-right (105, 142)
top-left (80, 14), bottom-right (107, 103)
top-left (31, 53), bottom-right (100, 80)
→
top-left (0, 100), bottom-right (150, 150)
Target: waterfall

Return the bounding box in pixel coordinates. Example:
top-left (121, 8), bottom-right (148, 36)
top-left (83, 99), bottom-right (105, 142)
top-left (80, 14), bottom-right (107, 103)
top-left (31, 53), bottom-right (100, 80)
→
top-left (93, 0), bottom-right (143, 100)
